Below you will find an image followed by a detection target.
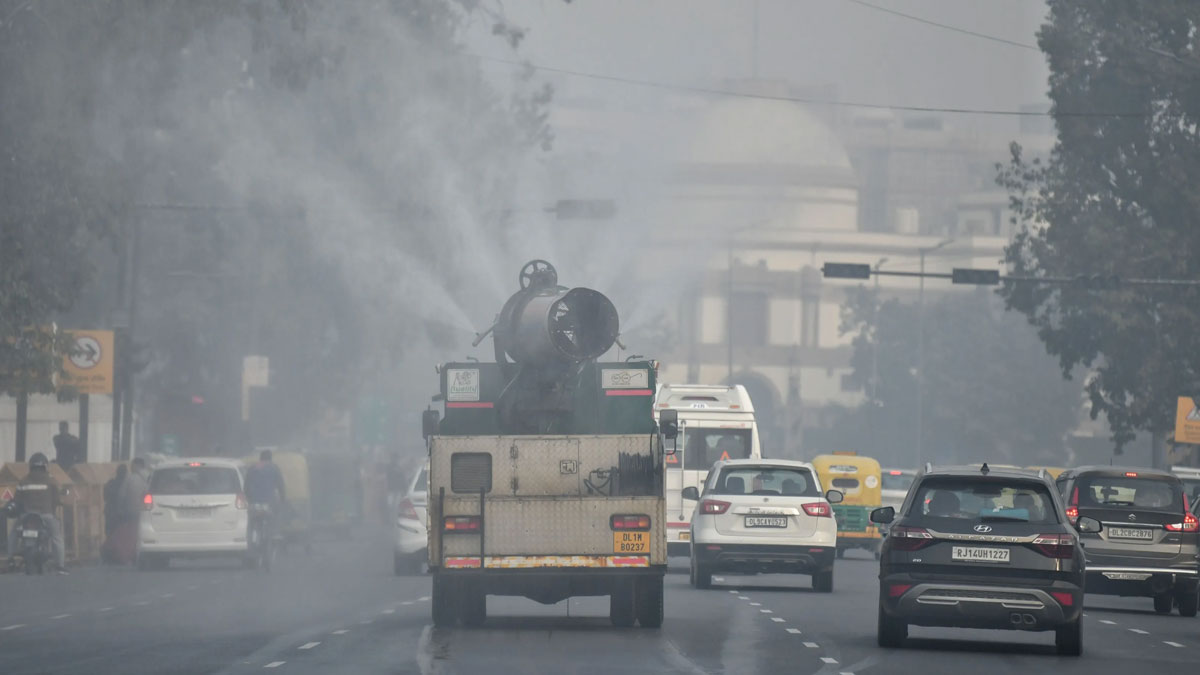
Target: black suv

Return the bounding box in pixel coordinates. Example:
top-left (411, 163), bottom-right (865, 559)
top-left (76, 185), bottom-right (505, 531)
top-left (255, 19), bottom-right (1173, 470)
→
top-left (1055, 466), bottom-right (1200, 616)
top-left (872, 465), bottom-right (1099, 656)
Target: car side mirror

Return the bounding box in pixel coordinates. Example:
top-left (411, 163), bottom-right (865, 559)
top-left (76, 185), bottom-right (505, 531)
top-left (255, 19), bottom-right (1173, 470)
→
top-left (1075, 516), bottom-right (1102, 534)
top-left (681, 486), bottom-right (700, 501)
top-left (825, 489), bottom-right (844, 504)
top-left (870, 506), bottom-right (895, 524)
top-left (421, 409), bottom-right (440, 439)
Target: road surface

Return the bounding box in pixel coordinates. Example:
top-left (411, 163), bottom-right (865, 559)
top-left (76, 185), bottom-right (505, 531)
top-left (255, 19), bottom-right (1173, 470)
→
top-left (1, 530), bottom-right (1195, 674)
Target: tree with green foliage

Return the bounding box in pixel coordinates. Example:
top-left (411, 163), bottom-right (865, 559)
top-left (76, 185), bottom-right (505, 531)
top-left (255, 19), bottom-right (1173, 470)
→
top-left (998, 1), bottom-right (1200, 457)
top-left (832, 287), bottom-right (1082, 467)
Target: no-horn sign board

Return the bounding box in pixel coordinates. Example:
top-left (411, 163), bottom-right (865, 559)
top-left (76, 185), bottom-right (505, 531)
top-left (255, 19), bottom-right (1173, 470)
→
top-left (60, 330), bottom-right (114, 395)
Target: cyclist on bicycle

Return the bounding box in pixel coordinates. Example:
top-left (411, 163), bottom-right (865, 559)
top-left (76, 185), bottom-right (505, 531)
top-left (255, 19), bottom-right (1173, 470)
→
top-left (244, 450), bottom-right (287, 545)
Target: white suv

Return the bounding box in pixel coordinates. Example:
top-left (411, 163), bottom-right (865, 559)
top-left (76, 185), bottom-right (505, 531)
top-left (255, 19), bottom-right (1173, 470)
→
top-left (684, 459), bottom-right (842, 592)
top-left (137, 458), bottom-right (249, 570)
top-left (394, 463), bottom-right (428, 575)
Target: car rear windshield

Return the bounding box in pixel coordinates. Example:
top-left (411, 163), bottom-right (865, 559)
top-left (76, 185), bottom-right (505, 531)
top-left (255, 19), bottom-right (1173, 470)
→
top-left (682, 429), bottom-right (753, 470)
top-left (149, 467), bottom-right (241, 495)
top-left (713, 467), bottom-right (820, 497)
top-left (882, 472), bottom-right (915, 492)
top-left (1078, 475), bottom-right (1182, 512)
top-left (909, 477), bottom-right (1058, 524)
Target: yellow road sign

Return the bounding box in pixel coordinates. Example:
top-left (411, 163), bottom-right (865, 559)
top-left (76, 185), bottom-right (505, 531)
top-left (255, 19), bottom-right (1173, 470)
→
top-left (1176, 397), bottom-right (1200, 445)
top-left (61, 330), bottom-right (114, 394)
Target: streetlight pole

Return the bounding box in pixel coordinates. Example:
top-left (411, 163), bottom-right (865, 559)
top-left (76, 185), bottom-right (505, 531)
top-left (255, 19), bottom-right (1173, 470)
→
top-left (916, 238), bottom-right (953, 468)
top-left (727, 240), bottom-right (735, 380)
top-left (870, 257), bottom-right (887, 455)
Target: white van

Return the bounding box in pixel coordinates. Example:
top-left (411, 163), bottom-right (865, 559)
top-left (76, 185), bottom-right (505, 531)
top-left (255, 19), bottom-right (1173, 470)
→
top-left (654, 384), bottom-right (761, 556)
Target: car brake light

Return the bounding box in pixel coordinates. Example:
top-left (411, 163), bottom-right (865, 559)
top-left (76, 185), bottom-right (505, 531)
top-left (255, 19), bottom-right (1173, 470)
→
top-left (1032, 533), bottom-right (1075, 558)
top-left (1066, 486), bottom-right (1079, 524)
top-left (611, 514), bottom-right (651, 530)
top-left (802, 502), bottom-right (831, 518)
top-left (1165, 495), bottom-right (1199, 532)
top-left (143, 493), bottom-right (154, 511)
top-left (889, 470), bottom-right (903, 476)
top-left (888, 583), bottom-right (913, 598)
top-left (187, 462), bottom-right (204, 467)
top-left (1051, 591), bottom-right (1075, 607)
top-left (443, 516), bottom-right (481, 532)
top-left (889, 525), bottom-right (933, 551)
top-left (700, 499), bottom-right (731, 515)
top-left (1124, 471), bottom-right (1138, 478)
top-left (397, 498), bottom-right (419, 521)
top-left (235, 493), bottom-right (247, 510)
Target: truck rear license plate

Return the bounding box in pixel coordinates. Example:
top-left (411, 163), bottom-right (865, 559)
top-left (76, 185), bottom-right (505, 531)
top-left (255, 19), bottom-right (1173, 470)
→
top-left (614, 531), bottom-right (650, 553)
top-left (951, 546), bottom-right (1010, 563)
top-left (1108, 527), bottom-right (1154, 540)
top-left (22, 530), bottom-right (38, 538)
top-left (745, 517), bottom-right (787, 528)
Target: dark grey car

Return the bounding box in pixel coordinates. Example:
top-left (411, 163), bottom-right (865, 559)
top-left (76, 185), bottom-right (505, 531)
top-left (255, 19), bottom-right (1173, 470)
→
top-left (872, 465), bottom-right (1098, 656)
top-left (1055, 466), bottom-right (1200, 616)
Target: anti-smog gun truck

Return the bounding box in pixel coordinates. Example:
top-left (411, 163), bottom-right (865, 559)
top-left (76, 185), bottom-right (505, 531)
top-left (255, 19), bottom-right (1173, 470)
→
top-left (422, 260), bottom-right (677, 628)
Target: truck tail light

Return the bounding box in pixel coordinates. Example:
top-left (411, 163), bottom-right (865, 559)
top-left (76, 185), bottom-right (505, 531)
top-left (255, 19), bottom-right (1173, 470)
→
top-left (611, 514), bottom-right (651, 530)
top-left (802, 502), bottom-right (831, 518)
top-left (889, 526), bottom-right (933, 551)
top-left (700, 499), bottom-right (731, 515)
top-left (1032, 533), bottom-right (1075, 558)
top-left (143, 493), bottom-right (154, 511)
top-left (443, 516), bottom-right (481, 532)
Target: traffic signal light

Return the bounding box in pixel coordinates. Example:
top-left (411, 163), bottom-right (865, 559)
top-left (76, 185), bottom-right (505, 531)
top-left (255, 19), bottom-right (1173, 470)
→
top-left (951, 268), bottom-right (1001, 285)
top-left (822, 263), bottom-right (872, 280)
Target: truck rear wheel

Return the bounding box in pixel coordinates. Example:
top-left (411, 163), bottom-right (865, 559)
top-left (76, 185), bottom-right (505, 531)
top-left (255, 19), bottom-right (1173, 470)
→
top-left (431, 574), bottom-right (459, 627)
top-left (610, 581), bottom-right (636, 627)
top-left (636, 576), bottom-right (664, 628)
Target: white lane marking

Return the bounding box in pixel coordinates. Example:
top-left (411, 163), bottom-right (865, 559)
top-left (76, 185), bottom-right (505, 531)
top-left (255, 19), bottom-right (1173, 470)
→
top-left (821, 657), bottom-right (838, 664)
top-left (298, 642), bottom-right (320, 650)
top-left (759, 609), bottom-right (772, 614)
top-left (332, 630), bottom-right (349, 635)
top-left (186, 585), bottom-right (198, 590)
top-left (2, 624), bottom-right (26, 631)
top-left (134, 601), bottom-right (151, 607)
top-left (417, 596), bottom-right (430, 602)
top-left (160, 593), bottom-right (174, 599)
top-left (1164, 641), bottom-right (1185, 648)
top-left (1100, 619), bottom-right (1117, 625)
top-left (771, 617), bottom-right (785, 622)
top-left (713, 576), bottom-right (725, 582)
top-left (401, 601), bottom-right (414, 606)
top-left (417, 626), bottom-right (435, 675)
top-left (1130, 629), bottom-right (1149, 635)
top-left (264, 662), bottom-right (286, 668)
top-left (51, 614), bottom-right (71, 620)
top-left (1082, 612), bottom-right (1088, 617)
top-left (840, 673), bottom-right (855, 675)
top-left (98, 607), bottom-right (114, 613)
top-left (737, 596), bottom-right (750, 600)
top-left (382, 609), bottom-right (395, 614)
top-left (786, 628), bottom-right (802, 634)
top-left (749, 602), bottom-right (761, 607)
top-left (359, 620), bottom-right (374, 625)
top-left (728, 590), bottom-right (738, 594)
top-left (803, 641), bottom-right (819, 648)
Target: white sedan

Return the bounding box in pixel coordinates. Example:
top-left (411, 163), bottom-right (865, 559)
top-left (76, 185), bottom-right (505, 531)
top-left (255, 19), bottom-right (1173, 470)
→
top-left (394, 463), bottom-right (428, 575)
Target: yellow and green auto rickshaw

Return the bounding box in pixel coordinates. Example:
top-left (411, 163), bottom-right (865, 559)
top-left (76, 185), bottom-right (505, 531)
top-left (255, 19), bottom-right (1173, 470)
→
top-left (812, 453), bottom-right (883, 559)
